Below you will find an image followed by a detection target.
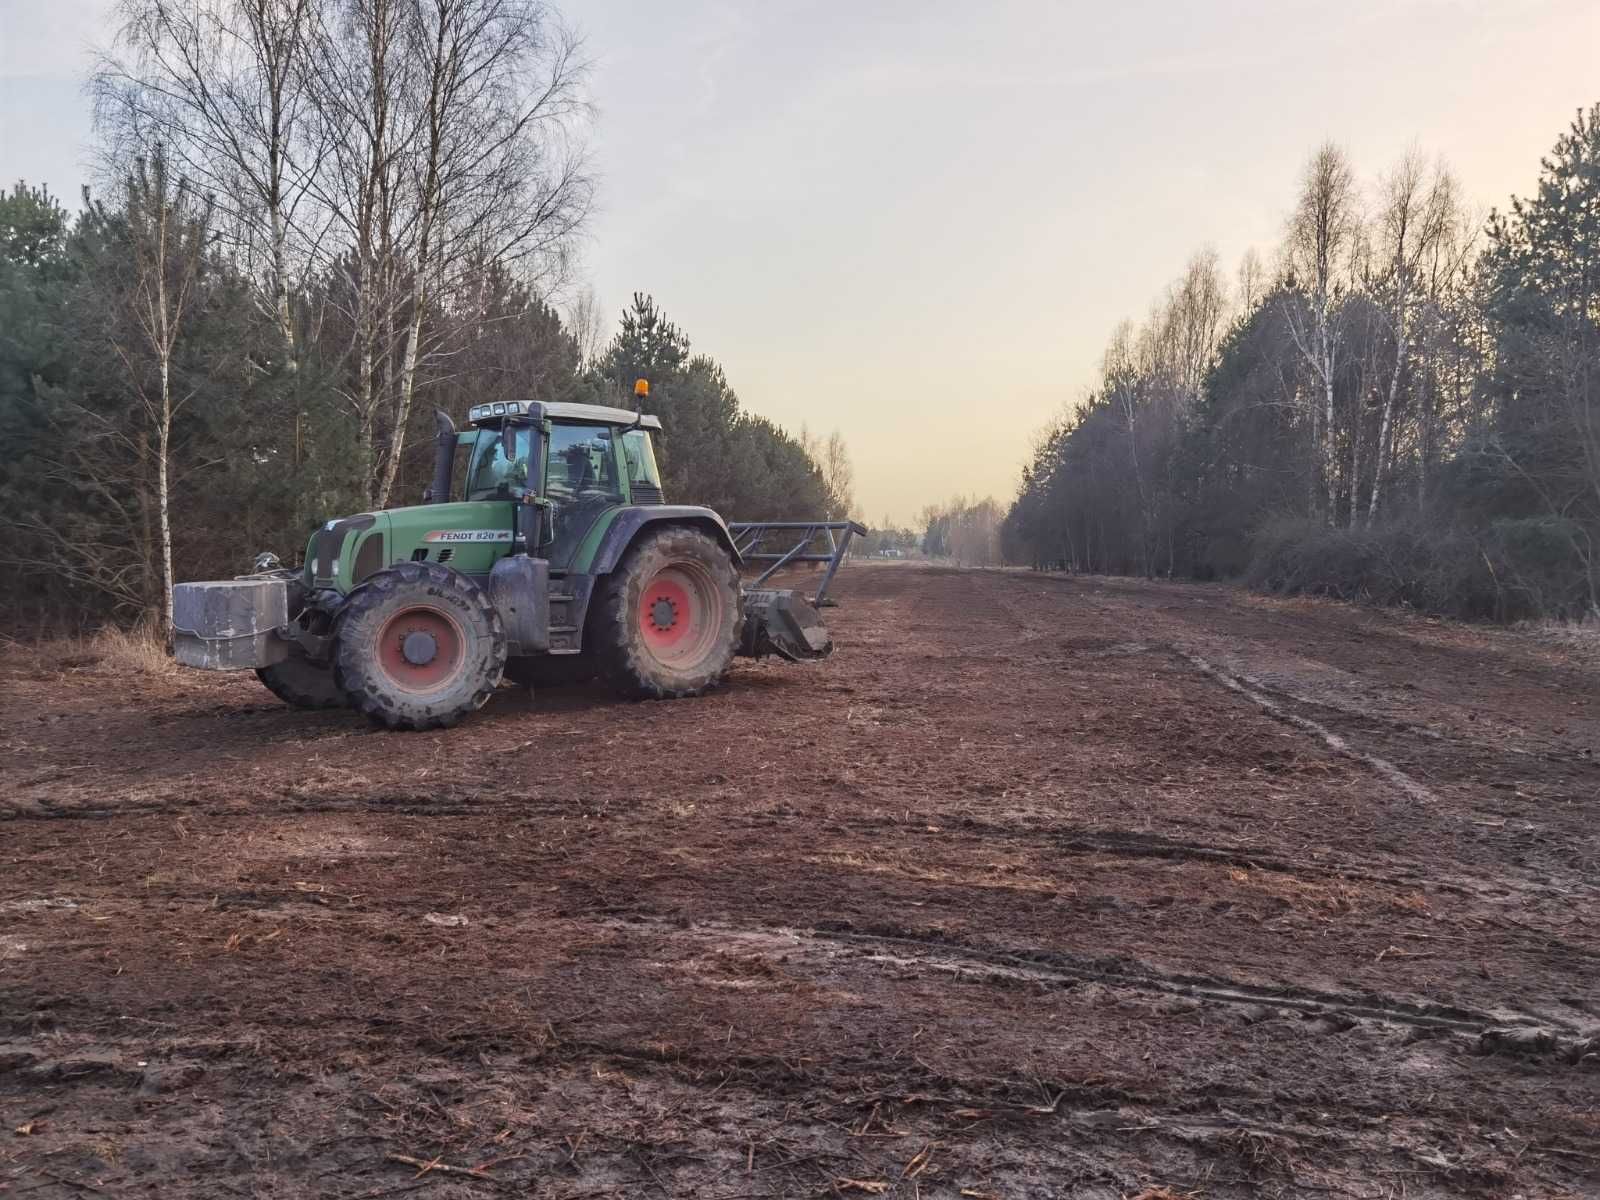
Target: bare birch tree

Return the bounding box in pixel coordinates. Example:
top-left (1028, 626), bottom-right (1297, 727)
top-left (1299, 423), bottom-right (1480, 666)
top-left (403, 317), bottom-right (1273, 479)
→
top-left (97, 0), bottom-right (592, 510)
top-left (374, 0), bottom-right (591, 508)
top-left (1366, 150), bottom-right (1459, 523)
top-left (302, 0), bottom-right (590, 507)
top-left (305, 0), bottom-right (418, 500)
top-left (1237, 246), bottom-right (1266, 313)
top-left (1284, 143), bottom-right (1360, 523)
top-left (115, 155), bottom-right (215, 640)
top-left (822, 430), bottom-right (854, 520)
top-left (95, 0), bottom-right (321, 357)
top-left (565, 283), bottom-right (603, 366)
top-left (1167, 249), bottom-right (1229, 410)
top-left (1103, 320), bottom-right (1153, 575)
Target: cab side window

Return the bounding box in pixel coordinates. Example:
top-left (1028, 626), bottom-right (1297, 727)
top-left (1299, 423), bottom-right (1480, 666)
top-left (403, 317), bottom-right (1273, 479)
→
top-left (543, 423), bottom-right (624, 567)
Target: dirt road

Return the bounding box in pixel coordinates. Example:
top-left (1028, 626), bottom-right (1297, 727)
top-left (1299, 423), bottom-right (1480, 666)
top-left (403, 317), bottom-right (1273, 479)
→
top-left (3, 563), bottom-right (1598, 1199)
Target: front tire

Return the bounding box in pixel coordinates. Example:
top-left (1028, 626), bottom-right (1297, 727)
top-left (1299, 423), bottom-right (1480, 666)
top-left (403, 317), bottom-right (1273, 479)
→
top-left (333, 563), bottom-right (506, 730)
top-left (255, 647), bottom-right (345, 710)
top-left (591, 527), bottom-right (742, 700)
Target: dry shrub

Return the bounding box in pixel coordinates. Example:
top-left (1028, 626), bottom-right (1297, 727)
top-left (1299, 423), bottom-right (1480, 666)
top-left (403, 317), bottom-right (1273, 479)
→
top-left (1525, 615), bottom-right (1600, 668)
top-left (1246, 514), bottom-right (1595, 622)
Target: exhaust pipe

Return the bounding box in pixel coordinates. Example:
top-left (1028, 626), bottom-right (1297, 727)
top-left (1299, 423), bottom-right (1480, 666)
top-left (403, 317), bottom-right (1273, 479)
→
top-left (424, 409), bottom-right (455, 503)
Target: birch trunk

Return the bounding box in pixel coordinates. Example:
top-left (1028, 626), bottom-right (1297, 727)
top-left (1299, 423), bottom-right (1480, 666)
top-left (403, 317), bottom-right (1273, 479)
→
top-left (356, 284), bottom-right (377, 504)
top-left (138, 434), bottom-right (155, 614)
top-left (1349, 385), bottom-right (1363, 531)
top-left (1370, 331), bottom-right (1404, 524)
top-left (153, 196), bottom-right (174, 644)
top-left (157, 369), bottom-right (174, 644)
top-left (376, 297), bottom-right (424, 509)
top-left (270, 201), bottom-right (293, 355)
top-left (1323, 345), bottom-right (1338, 523)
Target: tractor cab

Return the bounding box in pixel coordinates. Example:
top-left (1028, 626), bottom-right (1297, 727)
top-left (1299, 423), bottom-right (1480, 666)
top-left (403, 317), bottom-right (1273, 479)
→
top-left (457, 402), bottom-right (663, 495)
top-left (442, 401), bottom-right (666, 569)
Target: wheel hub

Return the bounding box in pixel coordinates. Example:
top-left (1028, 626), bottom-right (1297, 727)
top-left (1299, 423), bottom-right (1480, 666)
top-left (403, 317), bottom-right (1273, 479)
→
top-left (376, 606), bottom-right (465, 692)
top-left (637, 564), bottom-right (724, 669)
top-left (649, 597), bottom-right (678, 630)
top-left (401, 630), bottom-right (438, 666)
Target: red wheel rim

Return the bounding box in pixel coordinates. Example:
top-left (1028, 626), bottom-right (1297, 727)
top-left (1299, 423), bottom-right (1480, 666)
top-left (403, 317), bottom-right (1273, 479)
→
top-left (639, 563), bottom-right (723, 669)
top-left (376, 606), bottom-right (466, 693)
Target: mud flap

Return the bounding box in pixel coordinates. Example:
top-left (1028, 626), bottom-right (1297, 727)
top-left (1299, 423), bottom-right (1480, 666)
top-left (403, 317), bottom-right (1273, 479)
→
top-left (739, 588), bottom-right (833, 661)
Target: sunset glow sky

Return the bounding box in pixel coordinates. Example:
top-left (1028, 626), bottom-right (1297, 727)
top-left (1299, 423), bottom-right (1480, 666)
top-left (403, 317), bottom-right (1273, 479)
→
top-left (4, 0), bottom-right (1597, 522)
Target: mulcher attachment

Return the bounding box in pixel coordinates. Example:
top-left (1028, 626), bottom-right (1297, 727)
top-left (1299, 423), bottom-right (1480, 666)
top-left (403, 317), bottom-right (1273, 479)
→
top-left (728, 520), bottom-right (868, 608)
top-left (740, 589), bottom-right (833, 661)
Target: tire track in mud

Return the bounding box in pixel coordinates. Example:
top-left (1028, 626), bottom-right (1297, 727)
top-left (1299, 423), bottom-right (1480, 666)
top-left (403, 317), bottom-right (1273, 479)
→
top-left (605, 914), bottom-right (1595, 1047)
top-left (995, 569), bottom-right (1600, 770)
top-left (1172, 649), bottom-right (1600, 882)
top-left (893, 814), bottom-right (1521, 899)
top-left (0, 789), bottom-right (647, 823)
top-left (9, 788), bottom-right (1591, 909)
top-left (822, 803), bottom-right (1596, 906)
top-left (1006, 604), bottom-right (1600, 901)
top-left (14, 910), bottom-right (1582, 1184)
top-left (1177, 650), bottom-right (1441, 804)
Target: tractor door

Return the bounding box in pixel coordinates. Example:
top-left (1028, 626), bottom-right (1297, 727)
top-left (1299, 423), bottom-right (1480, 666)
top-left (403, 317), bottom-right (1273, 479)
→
top-left (542, 422), bottom-right (625, 570)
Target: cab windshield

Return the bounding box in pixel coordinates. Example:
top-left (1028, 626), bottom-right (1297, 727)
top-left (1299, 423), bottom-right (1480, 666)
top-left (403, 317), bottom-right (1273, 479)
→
top-left (465, 425), bottom-right (532, 500)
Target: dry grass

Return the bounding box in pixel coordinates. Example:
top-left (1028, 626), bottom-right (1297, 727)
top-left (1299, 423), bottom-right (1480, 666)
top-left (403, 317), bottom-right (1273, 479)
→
top-left (51, 625), bottom-right (176, 677)
top-left (1522, 615), bottom-right (1600, 668)
top-left (1223, 865), bottom-right (1431, 918)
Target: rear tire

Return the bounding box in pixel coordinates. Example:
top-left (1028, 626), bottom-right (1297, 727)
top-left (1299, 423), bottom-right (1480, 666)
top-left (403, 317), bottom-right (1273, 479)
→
top-left (591, 526), bottom-right (742, 700)
top-left (333, 563), bottom-right (506, 730)
top-left (255, 648), bottom-right (345, 709)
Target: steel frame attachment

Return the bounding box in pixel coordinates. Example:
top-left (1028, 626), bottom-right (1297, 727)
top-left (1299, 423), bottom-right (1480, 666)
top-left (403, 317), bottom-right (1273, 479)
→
top-left (728, 520), bottom-right (868, 606)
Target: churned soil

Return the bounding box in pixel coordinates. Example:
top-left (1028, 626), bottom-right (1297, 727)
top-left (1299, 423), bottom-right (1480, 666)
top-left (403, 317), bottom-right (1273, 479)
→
top-left (2, 563), bottom-right (1598, 1199)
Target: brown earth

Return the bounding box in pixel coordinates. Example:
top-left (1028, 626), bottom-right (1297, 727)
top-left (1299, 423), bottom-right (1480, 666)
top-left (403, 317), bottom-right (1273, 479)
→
top-left (2, 562), bottom-right (1598, 1199)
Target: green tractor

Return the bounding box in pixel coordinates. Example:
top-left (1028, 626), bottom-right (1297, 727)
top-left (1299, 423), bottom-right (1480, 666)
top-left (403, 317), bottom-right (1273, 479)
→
top-left (172, 385), bottom-right (861, 730)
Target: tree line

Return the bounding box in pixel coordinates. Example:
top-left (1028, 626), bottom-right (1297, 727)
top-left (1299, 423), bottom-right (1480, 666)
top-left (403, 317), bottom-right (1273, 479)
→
top-left (1003, 105), bottom-right (1600, 621)
top-left (0, 0), bottom-right (850, 633)
top-left (920, 498), bottom-right (1004, 566)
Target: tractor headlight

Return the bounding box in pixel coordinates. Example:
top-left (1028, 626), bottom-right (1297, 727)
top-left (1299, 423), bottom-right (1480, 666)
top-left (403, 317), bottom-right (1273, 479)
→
top-left (507, 402), bottom-right (521, 414)
top-left (492, 403), bottom-right (506, 415)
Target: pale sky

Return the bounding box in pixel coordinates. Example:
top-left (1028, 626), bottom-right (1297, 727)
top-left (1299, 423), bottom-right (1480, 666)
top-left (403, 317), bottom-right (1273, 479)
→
top-left (3, 0), bottom-right (1598, 524)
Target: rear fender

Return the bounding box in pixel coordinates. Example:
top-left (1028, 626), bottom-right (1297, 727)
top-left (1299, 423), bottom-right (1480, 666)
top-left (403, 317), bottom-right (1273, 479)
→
top-left (586, 506), bottom-right (742, 576)
top-left (552, 508), bottom-right (739, 658)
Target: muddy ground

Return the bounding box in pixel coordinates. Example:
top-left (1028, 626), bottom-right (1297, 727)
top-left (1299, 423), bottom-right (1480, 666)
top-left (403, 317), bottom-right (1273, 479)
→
top-left (3, 563), bottom-right (1598, 1199)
